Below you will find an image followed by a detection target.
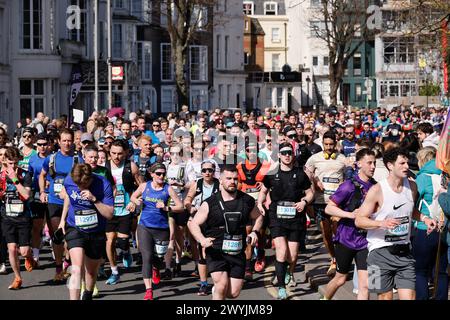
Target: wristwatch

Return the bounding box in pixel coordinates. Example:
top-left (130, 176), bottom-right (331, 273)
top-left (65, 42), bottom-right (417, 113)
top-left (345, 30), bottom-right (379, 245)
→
top-left (301, 199), bottom-right (308, 205)
top-left (11, 178), bottom-right (19, 185)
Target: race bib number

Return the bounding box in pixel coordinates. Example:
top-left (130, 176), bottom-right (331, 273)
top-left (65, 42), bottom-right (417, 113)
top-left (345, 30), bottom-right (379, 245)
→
top-left (222, 235), bottom-right (243, 255)
top-left (276, 205), bottom-right (296, 219)
top-left (154, 241), bottom-right (169, 257)
top-left (385, 216), bottom-right (410, 242)
top-left (54, 178), bottom-right (64, 194)
top-left (115, 194), bottom-right (125, 208)
top-left (75, 209), bottom-right (98, 230)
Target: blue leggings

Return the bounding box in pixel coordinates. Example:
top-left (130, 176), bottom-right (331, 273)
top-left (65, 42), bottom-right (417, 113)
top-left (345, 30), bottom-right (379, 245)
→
top-left (412, 229), bottom-right (448, 300)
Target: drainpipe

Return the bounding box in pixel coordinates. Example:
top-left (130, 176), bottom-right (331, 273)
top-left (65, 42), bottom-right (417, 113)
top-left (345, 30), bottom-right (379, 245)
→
top-left (284, 22), bottom-right (287, 65)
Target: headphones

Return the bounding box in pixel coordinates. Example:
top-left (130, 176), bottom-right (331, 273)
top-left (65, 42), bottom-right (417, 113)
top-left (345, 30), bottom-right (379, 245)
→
top-left (323, 152), bottom-right (337, 160)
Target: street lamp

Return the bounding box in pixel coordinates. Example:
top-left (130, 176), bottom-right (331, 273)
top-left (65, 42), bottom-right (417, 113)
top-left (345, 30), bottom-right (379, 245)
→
top-left (306, 75), bottom-right (311, 108)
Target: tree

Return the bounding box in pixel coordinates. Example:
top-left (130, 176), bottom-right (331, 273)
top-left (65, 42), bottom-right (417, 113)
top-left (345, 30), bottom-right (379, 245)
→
top-left (312, 0), bottom-right (376, 106)
top-left (158, 0), bottom-right (217, 112)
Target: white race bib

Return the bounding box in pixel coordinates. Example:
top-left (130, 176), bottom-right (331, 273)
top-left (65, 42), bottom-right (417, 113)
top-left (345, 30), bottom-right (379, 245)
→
top-left (385, 216), bottom-right (410, 242)
top-left (276, 204), bottom-right (296, 219)
top-left (222, 235), bottom-right (243, 255)
top-left (75, 209), bottom-right (98, 230)
top-left (54, 178), bottom-right (64, 194)
top-left (6, 202), bottom-right (24, 217)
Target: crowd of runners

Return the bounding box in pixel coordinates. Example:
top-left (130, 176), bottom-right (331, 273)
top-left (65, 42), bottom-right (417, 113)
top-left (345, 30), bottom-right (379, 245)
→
top-left (0, 103), bottom-right (450, 300)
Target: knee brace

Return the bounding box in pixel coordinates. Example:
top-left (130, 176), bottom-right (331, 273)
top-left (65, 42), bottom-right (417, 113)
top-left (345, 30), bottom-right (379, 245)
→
top-left (117, 237), bottom-right (130, 251)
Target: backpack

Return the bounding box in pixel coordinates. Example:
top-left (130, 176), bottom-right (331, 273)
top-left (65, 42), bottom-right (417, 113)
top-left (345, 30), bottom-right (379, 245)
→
top-left (419, 173), bottom-right (442, 221)
top-left (48, 151), bottom-right (79, 179)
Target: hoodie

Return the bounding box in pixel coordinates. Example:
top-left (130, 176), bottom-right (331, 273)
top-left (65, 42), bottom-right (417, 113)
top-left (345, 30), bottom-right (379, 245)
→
top-left (415, 159), bottom-right (441, 230)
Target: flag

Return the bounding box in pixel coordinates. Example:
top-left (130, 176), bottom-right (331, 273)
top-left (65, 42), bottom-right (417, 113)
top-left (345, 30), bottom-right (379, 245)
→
top-left (436, 107), bottom-right (450, 173)
top-left (69, 64), bottom-right (83, 107)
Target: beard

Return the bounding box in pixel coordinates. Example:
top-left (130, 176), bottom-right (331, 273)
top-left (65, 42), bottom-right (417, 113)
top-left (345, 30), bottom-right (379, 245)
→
top-left (223, 185), bottom-right (237, 194)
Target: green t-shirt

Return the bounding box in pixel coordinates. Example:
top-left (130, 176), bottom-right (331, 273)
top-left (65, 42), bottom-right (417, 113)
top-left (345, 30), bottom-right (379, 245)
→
top-left (19, 149), bottom-right (37, 171)
top-left (93, 166), bottom-right (115, 187)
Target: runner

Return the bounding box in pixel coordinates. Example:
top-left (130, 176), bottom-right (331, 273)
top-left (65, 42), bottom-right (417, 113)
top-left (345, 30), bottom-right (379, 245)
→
top-left (18, 127), bottom-right (37, 172)
top-left (185, 159), bottom-right (220, 295)
top-left (188, 165), bottom-right (263, 300)
top-left (257, 143), bottom-right (314, 299)
top-left (322, 148), bottom-right (377, 300)
top-left (127, 163), bottom-right (184, 300)
top-left (305, 131), bottom-right (346, 277)
top-left (0, 147), bottom-right (36, 289)
top-left (28, 133), bottom-right (51, 267)
top-left (58, 163), bottom-right (114, 300)
top-left (39, 128), bottom-right (82, 282)
top-left (104, 140), bottom-right (142, 284)
top-left (355, 147), bottom-right (437, 300)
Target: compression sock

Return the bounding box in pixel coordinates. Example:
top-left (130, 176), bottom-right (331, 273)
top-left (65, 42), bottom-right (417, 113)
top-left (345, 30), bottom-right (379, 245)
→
top-left (275, 260), bottom-right (287, 288)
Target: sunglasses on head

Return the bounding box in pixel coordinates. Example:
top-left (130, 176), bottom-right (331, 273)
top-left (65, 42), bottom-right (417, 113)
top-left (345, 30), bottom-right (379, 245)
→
top-left (37, 142), bottom-right (48, 147)
top-left (280, 150), bottom-right (293, 156)
top-left (201, 168), bottom-right (214, 173)
top-left (153, 171), bottom-right (166, 177)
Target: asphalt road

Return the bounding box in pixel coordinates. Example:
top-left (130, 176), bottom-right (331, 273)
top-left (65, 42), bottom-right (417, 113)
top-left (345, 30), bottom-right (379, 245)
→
top-left (0, 228), bottom-right (323, 300)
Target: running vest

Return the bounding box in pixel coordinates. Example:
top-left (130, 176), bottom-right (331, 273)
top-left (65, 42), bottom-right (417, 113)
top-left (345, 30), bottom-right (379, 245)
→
top-left (109, 163), bottom-right (132, 217)
top-left (237, 160), bottom-right (265, 199)
top-left (366, 178), bottom-right (414, 252)
top-left (193, 178), bottom-right (220, 207)
top-left (0, 168), bottom-right (31, 218)
top-left (139, 182), bottom-right (171, 229)
top-left (105, 160), bottom-right (135, 195)
top-left (133, 154), bottom-right (152, 181)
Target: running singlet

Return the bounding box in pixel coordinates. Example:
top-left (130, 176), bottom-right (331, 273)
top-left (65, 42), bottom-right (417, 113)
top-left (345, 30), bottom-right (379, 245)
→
top-left (139, 182), bottom-right (171, 229)
top-left (0, 169), bottom-right (32, 218)
top-left (305, 152), bottom-right (346, 204)
top-left (65, 174), bottom-right (114, 233)
top-left (366, 178), bottom-right (414, 252)
top-left (42, 152), bottom-right (78, 205)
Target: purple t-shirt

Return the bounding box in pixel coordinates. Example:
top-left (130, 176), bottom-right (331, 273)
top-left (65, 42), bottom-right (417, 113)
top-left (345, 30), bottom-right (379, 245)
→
top-left (330, 176), bottom-right (374, 250)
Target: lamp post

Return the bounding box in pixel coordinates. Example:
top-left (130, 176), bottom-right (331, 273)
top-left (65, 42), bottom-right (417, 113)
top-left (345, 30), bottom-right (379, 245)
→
top-left (306, 75), bottom-right (311, 109)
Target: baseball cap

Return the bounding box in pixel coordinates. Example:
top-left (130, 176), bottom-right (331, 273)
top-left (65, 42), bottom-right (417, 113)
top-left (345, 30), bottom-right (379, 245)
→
top-left (97, 137), bottom-right (106, 146)
top-left (80, 133), bottom-right (93, 143)
top-left (23, 127), bottom-right (37, 135)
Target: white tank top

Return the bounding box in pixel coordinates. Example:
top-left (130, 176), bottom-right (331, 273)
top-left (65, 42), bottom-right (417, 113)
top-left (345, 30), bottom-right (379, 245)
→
top-left (366, 178), bottom-right (414, 252)
top-left (111, 164), bottom-right (124, 186)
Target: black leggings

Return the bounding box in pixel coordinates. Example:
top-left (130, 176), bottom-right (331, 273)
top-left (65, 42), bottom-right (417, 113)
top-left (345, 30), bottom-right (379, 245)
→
top-left (137, 225), bottom-right (170, 279)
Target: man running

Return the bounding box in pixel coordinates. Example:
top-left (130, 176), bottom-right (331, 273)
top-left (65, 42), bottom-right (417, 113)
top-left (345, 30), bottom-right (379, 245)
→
top-left (322, 148), bottom-right (376, 300)
top-left (355, 148), bottom-right (436, 300)
top-left (188, 165), bottom-right (263, 300)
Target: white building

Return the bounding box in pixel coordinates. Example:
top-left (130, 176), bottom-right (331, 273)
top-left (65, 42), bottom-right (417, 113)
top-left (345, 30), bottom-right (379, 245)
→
top-left (212, 0), bottom-right (247, 109)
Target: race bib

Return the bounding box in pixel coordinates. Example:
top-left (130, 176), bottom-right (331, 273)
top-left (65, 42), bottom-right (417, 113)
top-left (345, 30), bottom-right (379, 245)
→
top-left (115, 193), bottom-right (125, 208)
top-left (54, 178), bottom-right (64, 194)
top-left (385, 216), bottom-right (410, 242)
top-left (74, 209), bottom-right (98, 230)
top-left (154, 240), bottom-right (169, 257)
top-left (222, 235), bottom-right (243, 255)
top-left (276, 204), bottom-right (296, 219)
top-left (6, 200), bottom-right (24, 217)
top-left (323, 177), bottom-right (341, 196)
top-left (245, 188), bottom-right (259, 200)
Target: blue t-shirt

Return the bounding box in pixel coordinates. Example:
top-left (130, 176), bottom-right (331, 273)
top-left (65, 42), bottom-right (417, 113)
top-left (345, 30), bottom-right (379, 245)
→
top-left (28, 154), bottom-right (47, 195)
top-left (341, 139), bottom-right (356, 157)
top-left (329, 176), bottom-right (374, 250)
top-left (144, 130), bottom-right (160, 145)
top-left (139, 182), bottom-right (171, 229)
top-left (65, 174), bottom-right (114, 233)
top-left (42, 152), bottom-right (81, 205)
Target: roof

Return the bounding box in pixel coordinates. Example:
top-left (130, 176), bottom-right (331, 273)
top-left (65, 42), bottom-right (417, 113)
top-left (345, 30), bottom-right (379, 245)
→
top-left (251, 18), bottom-right (265, 36)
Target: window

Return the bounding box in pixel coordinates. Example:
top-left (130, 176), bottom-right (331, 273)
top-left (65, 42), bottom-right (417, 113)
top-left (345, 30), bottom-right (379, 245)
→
top-left (190, 88), bottom-right (208, 111)
top-left (114, 0), bottom-right (127, 9)
top-left (131, 0), bottom-right (141, 18)
top-left (264, 2), bottom-right (277, 15)
top-left (190, 46), bottom-right (207, 82)
top-left (192, 5), bottom-right (207, 30)
top-left (143, 87), bottom-right (157, 112)
top-left (113, 24), bottom-right (123, 58)
top-left (0, 8), bottom-right (3, 63)
top-left (266, 87), bottom-right (272, 107)
top-left (272, 54), bottom-right (280, 71)
top-left (355, 84), bottom-right (362, 101)
top-left (323, 56), bottom-right (329, 66)
top-left (161, 43), bottom-right (173, 81)
top-left (243, 1), bottom-right (254, 15)
top-left (224, 0), bottom-right (227, 12)
top-left (310, 0), bottom-right (320, 6)
top-left (227, 85), bottom-right (232, 107)
top-left (380, 79), bottom-right (416, 98)
top-left (383, 37), bottom-right (415, 64)
top-left (137, 41), bottom-right (152, 80)
top-left (353, 53), bottom-right (361, 76)
top-left (216, 35), bottom-right (221, 68)
top-left (20, 0), bottom-right (42, 49)
top-left (310, 21), bottom-right (321, 37)
top-left (160, 1), bottom-right (176, 27)
top-left (354, 23), bottom-right (361, 37)
top-left (161, 87), bottom-right (176, 112)
top-left (312, 56), bottom-right (318, 66)
top-left (245, 20), bottom-right (249, 31)
top-left (271, 28), bottom-right (280, 43)
top-left (20, 80), bottom-right (44, 120)
top-left (142, 0), bottom-right (152, 23)
top-left (276, 87), bottom-right (283, 107)
top-left (69, 0), bottom-right (86, 43)
top-left (244, 52), bottom-right (250, 65)
top-left (224, 36), bottom-right (229, 69)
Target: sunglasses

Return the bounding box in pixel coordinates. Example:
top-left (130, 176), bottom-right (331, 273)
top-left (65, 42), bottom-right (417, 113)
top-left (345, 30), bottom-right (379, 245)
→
top-left (201, 168), bottom-right (214, 173)
top-left (266, 139), bottom-right (272, 143)
top-left (131, 125), bottom-right (137, 128)
top-left (288, 134), bottom-right (297, 139)
top-left (37, 143), bottom-right (48, 147)
top-left (153, 171), bottom-right (166, 177)
top-left (153, 124), bottom-right (160, 127)
top-left (23, 135), bottom-right (32, 138)
top-left (345, 132), bottom-right (354, 135)
top-left (280, 150), bottom-right (293, 156)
